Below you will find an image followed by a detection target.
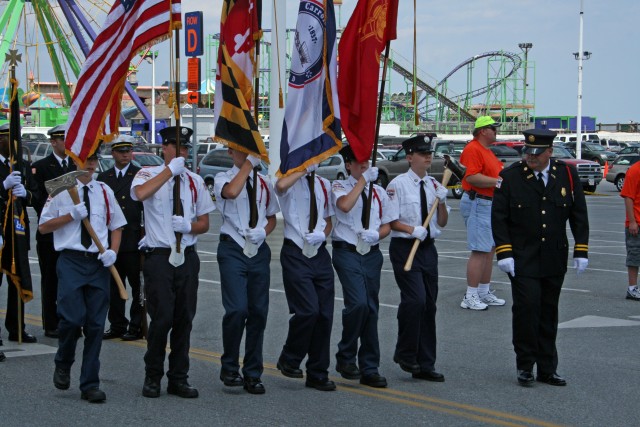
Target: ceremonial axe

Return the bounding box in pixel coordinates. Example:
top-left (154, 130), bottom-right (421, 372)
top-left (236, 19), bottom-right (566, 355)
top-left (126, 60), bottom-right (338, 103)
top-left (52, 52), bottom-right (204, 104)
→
top-left (45, 170), bottom-right (128, 300)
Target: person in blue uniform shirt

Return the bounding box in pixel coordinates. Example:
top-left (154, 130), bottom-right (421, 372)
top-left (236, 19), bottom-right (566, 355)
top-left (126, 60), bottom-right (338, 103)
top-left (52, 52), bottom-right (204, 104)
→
top-left (132, 126), bottom-right (215, 399)
top-left (214, 147), bottom-right (279, 394)
top-left (39, 152), bottom-right (126, 403)
top-left (98, 135), bottom-right (144, 341)
top-left (386, 135), bottom-right (449, 382)
top-left (492, 128), bottom-right (589, 387)
top-left (331, 145), bottom-right (397, 388)
top-left (275, 164), bottom-right (336, 391)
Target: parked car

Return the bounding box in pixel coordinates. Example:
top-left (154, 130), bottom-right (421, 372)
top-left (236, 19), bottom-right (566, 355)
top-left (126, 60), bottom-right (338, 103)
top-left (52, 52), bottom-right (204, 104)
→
top-left (197, 148), bottom-right (268, 196)
top-left (606, 154), bottom-right (640, 191)
top-left (317, 155), bottom-right (347, 181)
top-left (492, 141), bottom-right (525, 154)
top-left (562, 142), bottom-right (617, 166)
top-left (551, 145), bottom-right (602, 192)
top-left (617, 144), bottom-right (640, 155)
top-left (30, 140), bottom-right (53, 162)
top-left (97, 152), bottom-right (164, 171)
top-left (599, 138), bottom-right (621, 153)
top-left (488, 145), bottom-right (522, 163)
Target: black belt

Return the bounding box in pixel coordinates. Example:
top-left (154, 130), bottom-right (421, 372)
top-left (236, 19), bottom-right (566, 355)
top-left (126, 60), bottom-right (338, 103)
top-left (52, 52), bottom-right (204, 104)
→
top-left (219, 233), bottom-right (233, 242)
top-left (391, 237), bottom-right (435, 247)
top-left (467, 190), bottom-right (492, 201)
top-left (332, 240), bottom-right (379, 252)
top-left (61, 249), bottom-right (99, 259)
top-left (144, 245), bottom-right (196, 255)
top-left (283, 238), bottom-right (326, 249)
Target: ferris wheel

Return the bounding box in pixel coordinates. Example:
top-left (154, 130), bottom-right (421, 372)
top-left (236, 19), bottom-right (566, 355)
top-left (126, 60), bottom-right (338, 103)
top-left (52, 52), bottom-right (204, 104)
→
top-left (0, 0), bottom-right (150, 124)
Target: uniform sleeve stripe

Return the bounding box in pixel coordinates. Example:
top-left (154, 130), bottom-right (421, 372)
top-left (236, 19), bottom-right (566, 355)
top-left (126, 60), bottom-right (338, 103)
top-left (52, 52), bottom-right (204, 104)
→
top-left (495, 247), bottom-right (513, 254)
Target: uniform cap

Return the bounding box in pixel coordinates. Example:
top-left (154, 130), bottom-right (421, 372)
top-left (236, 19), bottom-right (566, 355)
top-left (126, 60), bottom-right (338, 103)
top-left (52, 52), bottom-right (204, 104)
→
top-left (159, 126), bottom-right (193, 148)
top-left (111, 134), bottom-right (135, 151)
top-left (522, 128), bottom-right (557, 155)
top-left (339, 144), bottom-right (356, 163)
top-left (402, 134), bottom-right (434, 154)
top-left (47, 124), bottom-right (67, 137)
top-left (474, 116), bottom-right (501, 129)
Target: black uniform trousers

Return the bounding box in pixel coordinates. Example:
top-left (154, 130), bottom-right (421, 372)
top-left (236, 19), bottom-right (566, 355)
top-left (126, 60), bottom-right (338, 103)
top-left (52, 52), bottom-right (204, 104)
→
top-left (143, 248), bottom-right (199, 383)
top-left (389, 237), bottom-right (439, 372)
top-left (107, 251), bottom-right (143, 334)
top-left (279, 242), bottom-right (334, 381)
top-left (510, 274), bottom-right (564, 375)
top-left (36, 237), bottom-right (60, 332)
top-left (1, 273), bottom-right (25, 336)
top-left (217, 239), bottom-right (270, 378)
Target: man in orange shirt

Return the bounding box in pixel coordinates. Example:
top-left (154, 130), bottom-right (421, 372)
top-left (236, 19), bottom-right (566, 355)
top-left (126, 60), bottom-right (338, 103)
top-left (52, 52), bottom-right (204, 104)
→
top-left (621, 160), bottom-right (640, 301)
top-left (459, 116), bottom-right (506, 310)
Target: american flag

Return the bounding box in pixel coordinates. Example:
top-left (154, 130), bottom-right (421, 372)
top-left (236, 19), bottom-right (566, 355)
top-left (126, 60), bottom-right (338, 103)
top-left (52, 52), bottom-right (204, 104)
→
top-left (66, 0), bottom-right (181, 165)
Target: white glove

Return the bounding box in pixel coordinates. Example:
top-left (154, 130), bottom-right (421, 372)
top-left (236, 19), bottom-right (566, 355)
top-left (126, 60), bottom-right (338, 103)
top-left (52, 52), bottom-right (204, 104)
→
top-left (304, 230), bottom-right (326, 246)
top-left (435, 185), bottom-right (448, 203)
top-left (167, 157), bottom-right (186, 176)
top-left (98, 249), bottom-right (117, 267)
top-left (172, 215), bottom-right (191, 234)
top-left (362, 167), bottom-right (379, 183)
top-left (70, 202), bottom-right (88, 221)
top-left (411, 226), bottom-right (428, 241)
top-left (498, 257), bottom-right (515, 276)
top-left (12, 183), bottom-right (26, 198)
top-left (359, 229), bottom-right (379, 245)
top-left (247, 155), bottom-right (261, 167)
top-left (574, 257), bottom-right (588, 275)
top-left (306, 163), bottom-right (318, 173)
top-left (137, 236), bottom-right (147, 251)
top-left (3, 171), bottom-right (21, 190)
top-left (245, 227), bottom-right (267, 245)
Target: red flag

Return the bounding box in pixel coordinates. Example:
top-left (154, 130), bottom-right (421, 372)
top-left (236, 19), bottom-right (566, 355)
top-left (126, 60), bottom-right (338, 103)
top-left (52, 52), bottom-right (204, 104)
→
top-left (66, 0), bottom-right (181, 166)
top-left (338, 0), bottom-right (398, 162)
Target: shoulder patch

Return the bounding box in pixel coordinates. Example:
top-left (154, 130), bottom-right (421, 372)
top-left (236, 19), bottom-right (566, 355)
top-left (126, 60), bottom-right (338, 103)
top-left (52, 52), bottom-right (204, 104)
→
top-left (495, 177), bottom-right (502, 189)
top-left (331, 181), bottom-right (345, 193)
top-left (386, 188), bottom-right (395, 200)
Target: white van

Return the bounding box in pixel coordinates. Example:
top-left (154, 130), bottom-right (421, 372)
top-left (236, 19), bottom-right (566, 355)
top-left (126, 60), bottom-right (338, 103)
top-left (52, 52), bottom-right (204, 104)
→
top-left (555, 133), bottom-right (600, 143)
top-left (599, 138), bottom-right (621, 152)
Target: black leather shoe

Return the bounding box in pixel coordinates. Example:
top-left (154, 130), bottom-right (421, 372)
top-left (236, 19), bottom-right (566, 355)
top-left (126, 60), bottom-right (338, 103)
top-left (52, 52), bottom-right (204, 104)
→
top-left (45, 329), bottom-right (59, 338)
top-left (336, 363), bottom-right (360, 380)
top-left (53, 367), bottom-right (71, 390)
top-left (412, 370), bottom-right (445, 382)
top-left (142, 376), bottom-right (160, 398)
top-left (81, 387), bottom-right (106, 403)
top-left (393, 354), bottom-right (420, 374)
top-left (219, 369), bottom-right (244, 387)
top-left (305, 377), bottom-right (336, 391)
top-left (277, 357), bottom-right (303, 378)
top-left (517, 370), bottom-right (535, 386)
top-left (536, 372), bottom-right (567, 386)
top-left (8, 332), bottom-right (37, 343)
top-left (102, 329), bottom-right (124, 340)
top-left (360, 373), bottom-right (388, 388)
top-left (0, 351), bottom-right (5, 362)
top-left (244, 377), bottom-right (266, 395)
top-left (121, 330), bottom-right (143, 341)
top-left (167, 381), bottom-right (199, 398)
top-left (0, 338), bottom-right (3, 346)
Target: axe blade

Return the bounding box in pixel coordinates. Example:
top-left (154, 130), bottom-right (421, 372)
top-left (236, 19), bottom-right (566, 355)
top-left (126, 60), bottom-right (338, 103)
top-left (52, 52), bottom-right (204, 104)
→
top-left (45, 170), bottom-right (89, 198)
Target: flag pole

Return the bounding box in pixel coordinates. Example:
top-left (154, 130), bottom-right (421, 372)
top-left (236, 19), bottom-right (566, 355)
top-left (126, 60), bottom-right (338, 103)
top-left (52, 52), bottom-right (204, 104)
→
top-left (172, 25), bottom-right (184, 252)
top-left (363, 42), bottom-right (391, 229)
top-left (249, 0), bottom-right (263, 229)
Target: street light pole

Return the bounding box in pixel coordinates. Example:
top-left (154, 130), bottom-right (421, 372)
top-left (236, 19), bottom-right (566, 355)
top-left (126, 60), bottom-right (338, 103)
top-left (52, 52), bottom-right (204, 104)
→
top-left (574, 0), bottom-right (591, 159)
top-left (518, 43), bottom-right (533, 119)
top-left (143, 51), bottom-right (158, 144)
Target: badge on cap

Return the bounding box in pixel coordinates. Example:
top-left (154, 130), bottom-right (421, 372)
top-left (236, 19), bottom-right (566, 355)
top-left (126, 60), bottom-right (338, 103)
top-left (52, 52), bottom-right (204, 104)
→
top-left (528, 135), bottom-right (535, 143)
top-left (181, 128), bottom-right (188, 135)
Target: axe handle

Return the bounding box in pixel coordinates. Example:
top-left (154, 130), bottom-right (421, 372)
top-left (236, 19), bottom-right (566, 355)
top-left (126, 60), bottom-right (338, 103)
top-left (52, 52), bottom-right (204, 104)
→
top-left (403, 169), bottom-right (453, 272)
top-left (68, 187), bottom-right (128, 300)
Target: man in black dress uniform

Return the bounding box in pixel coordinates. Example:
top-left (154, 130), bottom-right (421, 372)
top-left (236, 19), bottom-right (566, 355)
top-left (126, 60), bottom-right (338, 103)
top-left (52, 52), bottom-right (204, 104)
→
top-left (492, 128), bottom-right (589, 387)
top-left (98, 135), bottom-right (144, 341)
top-left (32, 124), bottom-right (77, 338)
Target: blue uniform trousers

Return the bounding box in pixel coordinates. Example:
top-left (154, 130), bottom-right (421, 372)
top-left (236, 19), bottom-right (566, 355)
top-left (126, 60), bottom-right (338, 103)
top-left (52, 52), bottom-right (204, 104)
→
top-left (55, 251), bottom-right (110, 392)
top-left (389, 238), bottom-right (439, 372)
top-left (332, 246), bottom-right (382, 376)
top-left (217, 239), bottom-right (270, 378)
top-left (280, 242), bottom-right (334, 381)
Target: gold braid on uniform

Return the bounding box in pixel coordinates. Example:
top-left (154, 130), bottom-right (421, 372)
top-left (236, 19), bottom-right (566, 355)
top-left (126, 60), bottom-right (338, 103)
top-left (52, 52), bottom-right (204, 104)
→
top-left (495, 244), bottom-right (513, 259)
top-left (574, 243), bottom-right (588, 258)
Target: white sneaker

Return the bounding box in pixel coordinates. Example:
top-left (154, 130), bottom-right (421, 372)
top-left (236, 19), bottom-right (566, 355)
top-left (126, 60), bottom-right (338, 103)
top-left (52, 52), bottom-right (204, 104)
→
top-left (480, 291), bottom-right (506, 306)
top-left (460, 294), bottom-right (488, 310)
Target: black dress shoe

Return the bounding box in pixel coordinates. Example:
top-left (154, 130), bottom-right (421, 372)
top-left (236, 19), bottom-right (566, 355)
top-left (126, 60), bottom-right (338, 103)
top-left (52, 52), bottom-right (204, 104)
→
top-left (393, 354), bottom-right (420, 374)
top-left (517, 370), bottom-right (535, 386)
top-left (219, 369), bottom-right (244, 386)
top-left (102, 329), bottom-right (124, 340)
top-left (8, 332), bottom-right (37, 343)
top-left (53, 367), bottom-right (71, 390)
top-left (305, 377), bottom-right (336, 391)
top-left (412, 370), bottom-right (445, 382)
top-left (142, 376), bottom-right (161, 398)
top-left (277, 357), bottom-right (303, 378)
top-left (244, 377), bottom-right (266, 395)
top-left (360, 373), bottom-right (388, 388)
top-left (167, 381), bottom-right (199, 398)
top-left (336, 363), bottom-right (360, 380)
top-left (0, 351), bottom-right (5, 362)
top-left (121, 330), bottom-right (143, 341)
top-left (81, 387), bottom-right (106, 403)
top-left (536, 372), bottom-right (567, 386)
top-left (45, 329), bottom-right (59, 338)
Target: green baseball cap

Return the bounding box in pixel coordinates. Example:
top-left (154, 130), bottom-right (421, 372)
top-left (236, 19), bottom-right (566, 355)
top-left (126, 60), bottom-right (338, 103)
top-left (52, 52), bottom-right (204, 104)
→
top-left (474, 116), bottom-right (501, 129)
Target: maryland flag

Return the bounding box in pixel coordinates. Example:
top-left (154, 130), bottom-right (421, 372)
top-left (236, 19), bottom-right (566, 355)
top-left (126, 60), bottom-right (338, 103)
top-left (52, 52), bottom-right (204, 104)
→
top-left (1, 72), bottom-right (33, 303)
top-left (338, 0), bottom-right (398, 162)
top-left (213, 0), bottom-right (268, 162)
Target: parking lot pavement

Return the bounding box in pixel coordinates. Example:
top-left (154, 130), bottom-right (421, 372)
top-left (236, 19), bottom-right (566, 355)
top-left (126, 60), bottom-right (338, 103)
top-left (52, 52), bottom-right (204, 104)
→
top-left (1, 180), bottom-right (639, 426)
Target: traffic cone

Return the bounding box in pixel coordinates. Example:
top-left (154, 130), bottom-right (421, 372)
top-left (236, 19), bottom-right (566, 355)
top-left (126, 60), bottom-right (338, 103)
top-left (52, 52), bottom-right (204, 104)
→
top-left (603, 161), bottom-right (609, 178)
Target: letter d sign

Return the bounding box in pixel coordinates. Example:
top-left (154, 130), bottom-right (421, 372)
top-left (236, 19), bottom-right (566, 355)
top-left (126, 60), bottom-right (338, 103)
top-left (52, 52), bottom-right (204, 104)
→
top-left (185, 11), bottom-right (203, 57)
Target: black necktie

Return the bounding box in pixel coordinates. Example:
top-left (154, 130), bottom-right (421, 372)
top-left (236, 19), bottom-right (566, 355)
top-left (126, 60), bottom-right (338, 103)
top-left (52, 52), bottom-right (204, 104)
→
top-left (537, 172), bottom-right (545, 190)
top-left (360, 190), bottom-right (368, 228)
top-left (61, 158), bottom-right (68, 173)
top-left (81, 186), bottom-right (91, 249)
top-left (246, 177), bottom-right (258, 228)
top-left (420, 180), bottom-right (432, 239)
top-left (306, 175), bottom-right (318, 231)
top-left (117, 170), bottom-right (123, 180)
top-left (4, 158), bottom-right (9, 169)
